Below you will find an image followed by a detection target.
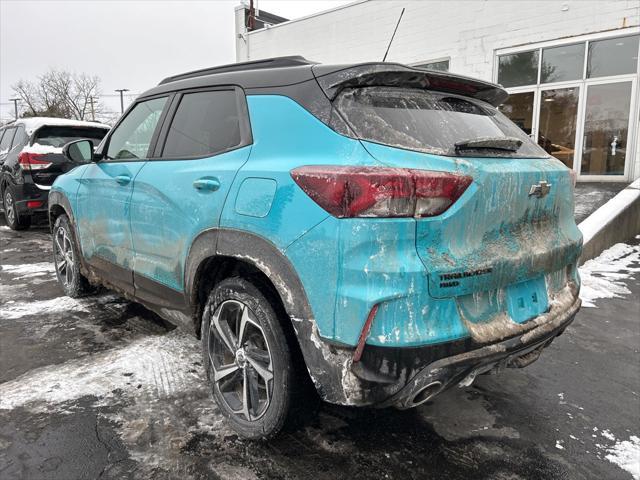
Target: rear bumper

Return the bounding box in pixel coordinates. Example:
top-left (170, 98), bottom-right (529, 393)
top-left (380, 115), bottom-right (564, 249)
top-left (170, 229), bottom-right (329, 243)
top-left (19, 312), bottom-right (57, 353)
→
top-left (375, 295), bottom-right (580, 408)
top-left (301, 286), bottom-right (581, 407)
top-left (12, 183), bottom-right (49, 214)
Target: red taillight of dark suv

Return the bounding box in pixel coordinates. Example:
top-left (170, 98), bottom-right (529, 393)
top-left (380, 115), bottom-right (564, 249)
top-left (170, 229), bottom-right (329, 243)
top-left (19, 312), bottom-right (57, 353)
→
top-left (18, 152), bottom-right (52, 171)
top-left (291, 166), bottom-right (472, 218)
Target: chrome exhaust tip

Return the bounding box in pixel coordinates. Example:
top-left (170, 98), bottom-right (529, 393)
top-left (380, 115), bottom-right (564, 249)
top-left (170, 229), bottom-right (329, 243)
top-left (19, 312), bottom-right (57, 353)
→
top-left (409, 380), bottom-right (443, 407)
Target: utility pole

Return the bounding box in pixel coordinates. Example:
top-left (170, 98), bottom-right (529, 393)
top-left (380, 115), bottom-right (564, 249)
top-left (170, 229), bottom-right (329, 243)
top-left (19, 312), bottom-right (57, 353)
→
top-left (115, 88), bottom-right (129, 115)
top-left (89, 96), bottom-right (96, 121)
top-left (9, 98), bottom-right (19, 120)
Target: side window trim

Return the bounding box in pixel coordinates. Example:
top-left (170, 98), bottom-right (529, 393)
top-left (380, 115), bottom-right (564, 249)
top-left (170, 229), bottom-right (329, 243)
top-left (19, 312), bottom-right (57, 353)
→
top-left (98, 93), bottom-right (173, 163)
top-left (149, 85), bottom-right (252, 161)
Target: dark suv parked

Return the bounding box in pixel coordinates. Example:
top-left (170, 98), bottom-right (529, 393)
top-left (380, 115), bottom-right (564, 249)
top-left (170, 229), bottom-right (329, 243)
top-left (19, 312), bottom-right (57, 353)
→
top-left (0, 117), bottom-right (109, 229)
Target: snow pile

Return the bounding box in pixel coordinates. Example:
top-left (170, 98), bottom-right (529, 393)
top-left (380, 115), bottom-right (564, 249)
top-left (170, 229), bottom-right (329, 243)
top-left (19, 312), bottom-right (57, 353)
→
top-left (605, 436), bottom-right (640, 480)
top-left (0, 330), bottom-right (202, 411)
top-left (578, 240), bottom-right (640, 308)
top-left (22, 143), bottom-right (63, 155)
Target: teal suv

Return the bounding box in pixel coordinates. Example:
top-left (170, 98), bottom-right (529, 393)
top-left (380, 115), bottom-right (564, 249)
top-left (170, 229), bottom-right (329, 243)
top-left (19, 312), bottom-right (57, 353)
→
top-left (49, 57), bottom-right (582, 439)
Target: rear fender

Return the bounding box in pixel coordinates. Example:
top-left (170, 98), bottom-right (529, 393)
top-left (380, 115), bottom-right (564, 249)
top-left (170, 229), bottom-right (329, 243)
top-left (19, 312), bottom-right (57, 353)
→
top-left (184, 228), bottom-right (365, 405)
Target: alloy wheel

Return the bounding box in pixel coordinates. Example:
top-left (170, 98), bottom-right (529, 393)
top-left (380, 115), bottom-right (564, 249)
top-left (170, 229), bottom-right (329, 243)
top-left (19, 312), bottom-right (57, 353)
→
top-left (53, 226), bottom-right (75, 287)
top-left (5, 192), bottom-right (15, 224)
top-left (208, 299), bottom-right (274, 421)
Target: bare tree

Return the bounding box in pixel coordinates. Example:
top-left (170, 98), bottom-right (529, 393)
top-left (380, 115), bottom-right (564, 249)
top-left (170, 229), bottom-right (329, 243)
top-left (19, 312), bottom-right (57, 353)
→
top-left (11, 69), bottom-right (103, 121)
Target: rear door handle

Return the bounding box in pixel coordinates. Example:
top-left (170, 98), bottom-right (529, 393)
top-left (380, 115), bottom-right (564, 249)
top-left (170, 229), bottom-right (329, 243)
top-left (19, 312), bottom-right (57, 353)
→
top-left (115, 175), bottom-right (131, 185)
top-left (193, 177), bottom-right (220, 192)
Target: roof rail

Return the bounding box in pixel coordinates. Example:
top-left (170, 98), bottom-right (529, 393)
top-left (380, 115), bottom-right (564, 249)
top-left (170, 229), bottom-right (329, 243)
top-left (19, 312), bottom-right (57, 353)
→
top-left (158, 56), bottom-right (316, 85)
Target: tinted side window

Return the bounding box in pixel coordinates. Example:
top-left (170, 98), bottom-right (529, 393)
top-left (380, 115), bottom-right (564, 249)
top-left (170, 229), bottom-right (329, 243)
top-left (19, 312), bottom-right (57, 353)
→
top-left (162, 90), bottom-right (241, 158)
top-left (11, 126), bottom-right (28, 149)
top-left (106, 97), bottom-right (167, 160)
top-left (0, 128), bottom-right (15, 154)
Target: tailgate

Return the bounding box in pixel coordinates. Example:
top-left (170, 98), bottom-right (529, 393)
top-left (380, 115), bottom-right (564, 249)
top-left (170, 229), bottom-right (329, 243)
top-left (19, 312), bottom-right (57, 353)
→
top-left (415, 156), bottom-right (582, 299)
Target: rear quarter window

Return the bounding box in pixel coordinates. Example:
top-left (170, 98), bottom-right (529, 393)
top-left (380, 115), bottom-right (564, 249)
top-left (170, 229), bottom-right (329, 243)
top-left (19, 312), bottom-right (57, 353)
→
top-left (0, 128), bottom-right (15, 154)
top-left (161, 90), bottom-right (242, 158)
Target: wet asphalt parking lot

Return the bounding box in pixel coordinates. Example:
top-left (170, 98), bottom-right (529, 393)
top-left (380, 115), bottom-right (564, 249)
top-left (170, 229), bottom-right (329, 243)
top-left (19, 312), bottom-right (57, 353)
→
top-left (0, 217), bottom-right (638, 480)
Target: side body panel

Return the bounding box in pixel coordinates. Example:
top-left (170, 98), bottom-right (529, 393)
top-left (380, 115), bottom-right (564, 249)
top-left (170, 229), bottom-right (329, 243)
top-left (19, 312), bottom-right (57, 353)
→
top-left (129, 146), bottom-right (252, 292)
top-left (219, 95), bottom-right (376, 339)
top-left (76, 161), bottom-right (146, 268)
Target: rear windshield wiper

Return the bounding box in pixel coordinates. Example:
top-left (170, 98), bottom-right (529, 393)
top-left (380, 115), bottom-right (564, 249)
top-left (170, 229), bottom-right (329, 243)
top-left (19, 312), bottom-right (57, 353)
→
top-left (454, 136), bottom-right (523, 152)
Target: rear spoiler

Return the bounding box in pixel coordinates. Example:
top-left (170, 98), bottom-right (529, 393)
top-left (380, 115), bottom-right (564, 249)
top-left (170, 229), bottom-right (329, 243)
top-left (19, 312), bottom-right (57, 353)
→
top-left (312, 63), bottom-right (509, 107)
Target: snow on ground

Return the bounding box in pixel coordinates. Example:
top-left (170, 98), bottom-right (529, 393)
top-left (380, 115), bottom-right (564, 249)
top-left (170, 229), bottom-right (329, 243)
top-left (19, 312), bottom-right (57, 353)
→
top-left (1, 262), bottom-right (56, 279)
top-left (578, 238), bottom-right (640, 308)
top-left (0, 329), bottom-right (202, 411)
top-left (0, 295), bottom-right (90, 320)
top-left (604, 436), bottom-right (640, 480)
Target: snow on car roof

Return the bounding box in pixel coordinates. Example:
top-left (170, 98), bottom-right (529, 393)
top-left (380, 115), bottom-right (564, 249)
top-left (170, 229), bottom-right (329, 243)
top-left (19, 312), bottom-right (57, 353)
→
top-left (9, 117), bottom-right (110, 135)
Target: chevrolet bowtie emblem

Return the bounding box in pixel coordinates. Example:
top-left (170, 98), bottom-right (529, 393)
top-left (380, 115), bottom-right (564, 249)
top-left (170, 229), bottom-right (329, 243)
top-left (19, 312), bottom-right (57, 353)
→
top-left (529, 180), bottom-right (552, 198)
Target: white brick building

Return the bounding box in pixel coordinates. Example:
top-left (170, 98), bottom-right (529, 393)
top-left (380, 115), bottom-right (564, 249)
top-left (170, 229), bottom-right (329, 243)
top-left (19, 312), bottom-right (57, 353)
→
top-left (235, 1), bottom-right (640, 182)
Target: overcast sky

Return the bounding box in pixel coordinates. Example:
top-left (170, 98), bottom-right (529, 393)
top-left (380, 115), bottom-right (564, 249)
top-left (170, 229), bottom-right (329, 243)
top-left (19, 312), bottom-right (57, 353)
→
top-left (0, 0), bottom-right (351, 122)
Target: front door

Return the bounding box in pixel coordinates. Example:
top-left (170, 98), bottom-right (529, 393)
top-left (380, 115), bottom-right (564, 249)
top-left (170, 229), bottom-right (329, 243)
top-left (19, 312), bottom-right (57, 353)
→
top-left (129, 88), bottom-right (251, 305)
top-left (580, 80), bottom-right (635, 177)
top-left (76, 96), bottom-right (169, 293)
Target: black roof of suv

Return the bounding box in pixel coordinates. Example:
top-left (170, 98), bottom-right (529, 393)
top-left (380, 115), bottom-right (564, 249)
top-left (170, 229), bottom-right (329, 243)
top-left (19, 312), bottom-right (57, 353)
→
top-left (143, 56), bottom-right (509, 106)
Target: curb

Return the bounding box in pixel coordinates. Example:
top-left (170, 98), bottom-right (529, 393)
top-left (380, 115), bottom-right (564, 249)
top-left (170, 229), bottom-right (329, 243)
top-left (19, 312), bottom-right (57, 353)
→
top-left (578, 178), bottom-right (640, 265)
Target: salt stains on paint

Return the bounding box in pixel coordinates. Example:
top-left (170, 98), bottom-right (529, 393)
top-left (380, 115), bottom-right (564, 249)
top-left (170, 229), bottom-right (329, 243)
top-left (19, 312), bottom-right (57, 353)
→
top-left (578, 240), bottom-right (640, 308)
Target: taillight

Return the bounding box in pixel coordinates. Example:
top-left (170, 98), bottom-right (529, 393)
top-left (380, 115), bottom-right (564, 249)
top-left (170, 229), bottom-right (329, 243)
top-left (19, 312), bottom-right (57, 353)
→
top-left (291, 166), bottom-right (472, 218)
top-left (18, 152), bottom-right (52, 171)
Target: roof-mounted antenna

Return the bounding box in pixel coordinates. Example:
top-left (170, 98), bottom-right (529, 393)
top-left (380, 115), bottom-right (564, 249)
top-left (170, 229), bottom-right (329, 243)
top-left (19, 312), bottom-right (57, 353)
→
top-left (382, 7), bottom-right (405, 62)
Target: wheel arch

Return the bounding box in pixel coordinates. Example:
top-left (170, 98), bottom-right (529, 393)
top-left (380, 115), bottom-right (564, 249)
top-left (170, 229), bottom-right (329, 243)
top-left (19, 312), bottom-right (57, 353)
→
top-left (48, 190), bottom-right (76, 233)
top-left (186, 229), bottom-right (314, 336)
top-left (185, 228), bottom-right (360, 406)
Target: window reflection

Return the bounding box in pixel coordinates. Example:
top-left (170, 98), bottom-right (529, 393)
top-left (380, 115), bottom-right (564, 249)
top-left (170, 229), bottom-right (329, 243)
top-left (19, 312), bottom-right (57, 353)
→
top-left (498, 92), bottom-right (534, 135)
top-left (538, 88), bottom-right (579, 168)
top-left (587, 35), bottom-right (639, 78)
top-left (581, 82), bottom-right (632, 175)
top-left (498, 51), bottom-right (539, 87)
top-left (541, 44), bottom-right (584, 83)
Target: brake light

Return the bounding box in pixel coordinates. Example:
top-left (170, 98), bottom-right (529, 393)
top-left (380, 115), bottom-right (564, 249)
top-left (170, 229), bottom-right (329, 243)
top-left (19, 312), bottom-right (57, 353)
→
top-left (18, 152), bottom-right (52, 171)
top-left (26, 201), bottom-right (43, 209)
top-left (291, 166), bottom-right (472, 218)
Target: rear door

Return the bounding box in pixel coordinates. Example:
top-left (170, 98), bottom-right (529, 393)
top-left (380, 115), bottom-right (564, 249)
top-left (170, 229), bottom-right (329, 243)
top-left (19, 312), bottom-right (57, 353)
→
top-left (129, 87), bottom-right (251, 303)
top-left (76, 96), bottom-right (170, 293)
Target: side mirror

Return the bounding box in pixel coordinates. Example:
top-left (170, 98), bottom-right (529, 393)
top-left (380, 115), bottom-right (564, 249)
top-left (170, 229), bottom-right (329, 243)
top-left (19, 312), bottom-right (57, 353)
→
top-left (63, 139), bottom-right (94, 163)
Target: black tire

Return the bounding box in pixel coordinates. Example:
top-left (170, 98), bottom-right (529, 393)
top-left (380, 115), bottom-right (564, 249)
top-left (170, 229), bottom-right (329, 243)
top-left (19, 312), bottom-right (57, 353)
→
top-left (52, 214), bottom-right (92, 297)
top-left (3, 186), bottom-right (31, 230)
top-left (201, 277), bottom-right (295, 439)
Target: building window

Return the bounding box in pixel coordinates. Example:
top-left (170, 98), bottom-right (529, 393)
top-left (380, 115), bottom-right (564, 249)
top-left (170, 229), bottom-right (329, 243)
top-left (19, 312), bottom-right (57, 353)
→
top-left (541, 43), bottom-right (585, 83)
top-left (587, 34), bottom-right (640, 78)
top-left (496, 32), bottom-right (639, 179)
top-left (414, 58), bottom-right (450, 72)
top-left (497, 50), bottom-right (539, 87)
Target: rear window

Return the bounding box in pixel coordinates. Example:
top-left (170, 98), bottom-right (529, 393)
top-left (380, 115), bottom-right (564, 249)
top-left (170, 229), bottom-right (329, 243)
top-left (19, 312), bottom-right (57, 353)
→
top-left (335, 87), bottom-right (548, 158)
top-left (162, 90), bottom-right (241, 158)
top-left (34, 126), bottom-right (108, 148)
